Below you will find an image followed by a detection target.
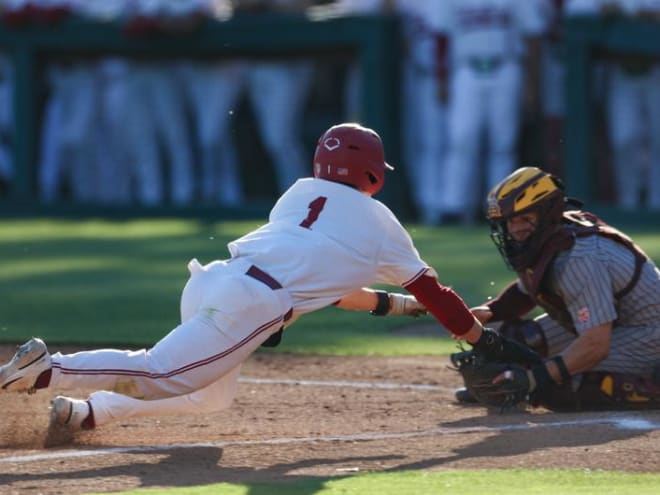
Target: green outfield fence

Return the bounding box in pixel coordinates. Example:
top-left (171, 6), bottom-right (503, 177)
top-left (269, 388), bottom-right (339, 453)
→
top-left (0, 13), bottom-right (659, 225)
top-left (564, 15), bottom-right (660, 225)
top-left (0, 11), bottom-right (404, 216)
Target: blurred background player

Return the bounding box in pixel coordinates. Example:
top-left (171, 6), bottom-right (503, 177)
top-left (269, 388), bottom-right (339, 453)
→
top-left (538, 0), bottom-right (566, 177)
top-left (600, 0), bottom-right (660, 210)
top-left (32, 0), bottom-right (98, 204)
top-left (119, 0), bottom-right (195, 206)
top-left (0, 51), bottom-right (13, 194)
top-left (176, 0), bottom-right (244, 206)
top-left (36, 0), bottom-right (123, 205)
top-left (434, 0), bottom-right (546, 224)
top-left (320, 0), bottom-right (448, 224)
top-left (397, 0), bottom-right (447, 225)
top-left (232, 0), bottom-right (315, 195)
top-left (536, 0), bottom-right (601, 178)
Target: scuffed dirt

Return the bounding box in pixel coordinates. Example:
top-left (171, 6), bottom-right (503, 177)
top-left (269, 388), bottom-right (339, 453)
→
top-left (0, 346), bottom-right (659, 495)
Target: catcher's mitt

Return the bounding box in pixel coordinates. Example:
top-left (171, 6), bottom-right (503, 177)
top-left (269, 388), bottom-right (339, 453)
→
top-left (471, 328), bottom-right (543, 366)
top-left (451, 351), bottom-right (531, 409)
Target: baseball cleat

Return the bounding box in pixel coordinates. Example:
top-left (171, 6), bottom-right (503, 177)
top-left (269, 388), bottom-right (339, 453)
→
top-left (454, 386), bottom-right (478, 404)
top-left (50, 396), bottom-right (95, 431)
top-left (0, 338), bottom-right (51, 393)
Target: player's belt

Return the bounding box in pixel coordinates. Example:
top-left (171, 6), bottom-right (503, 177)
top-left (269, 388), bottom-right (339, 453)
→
top-left (467, 56), bottom-right (504, 73)
top-left (246, 264), bottom-right (282, 290)
top-left (245, 265), bottom-right (292, 321)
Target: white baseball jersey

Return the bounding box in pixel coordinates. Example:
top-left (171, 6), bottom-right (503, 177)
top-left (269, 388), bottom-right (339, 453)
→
top-left (431, 0), bottom-right (547, 65)
top-left (50, 177), bottom-right (431, 426)
top-left (229, 178), bottom-right (429, 316)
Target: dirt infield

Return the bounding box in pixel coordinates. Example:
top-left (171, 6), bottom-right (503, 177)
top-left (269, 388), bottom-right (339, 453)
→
top-left (1, 345), bottom-right (659, 495)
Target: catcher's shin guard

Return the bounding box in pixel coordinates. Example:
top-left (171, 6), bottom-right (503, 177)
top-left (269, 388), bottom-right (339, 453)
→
top-left (536, 370), bottom-right (660, 412)
top-left (498, 319), bottom-right (548, 358)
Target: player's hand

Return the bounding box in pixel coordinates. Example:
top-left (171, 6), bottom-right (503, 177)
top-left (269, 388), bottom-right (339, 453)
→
top-left (389, 294), bottom-right (427, 317)
top-left (470, 306), bottom-right (493, 324)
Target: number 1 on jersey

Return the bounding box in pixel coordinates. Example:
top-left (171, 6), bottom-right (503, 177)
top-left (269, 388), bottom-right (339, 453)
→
top-left (300, 196), bottom-right (327, 229)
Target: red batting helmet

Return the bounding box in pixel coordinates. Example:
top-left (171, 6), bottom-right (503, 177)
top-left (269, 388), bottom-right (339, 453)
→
top-left (313, 123), bottom-right (393, 196)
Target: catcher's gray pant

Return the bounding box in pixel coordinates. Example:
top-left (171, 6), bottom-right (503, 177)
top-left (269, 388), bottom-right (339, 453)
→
top-left (49, 258), bottom-right (292, 427)
top-left (537, 313), bottom-right (660, 377)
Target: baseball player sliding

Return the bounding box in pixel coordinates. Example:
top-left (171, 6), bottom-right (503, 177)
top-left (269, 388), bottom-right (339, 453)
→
top-left (0, 123), bottom-right (516, 432)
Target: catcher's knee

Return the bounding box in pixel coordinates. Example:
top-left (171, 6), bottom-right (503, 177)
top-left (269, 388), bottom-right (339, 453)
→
top-left (499, 319), bottom-right (548, 358)
top-left (536, 371), bottom-right (660, 412)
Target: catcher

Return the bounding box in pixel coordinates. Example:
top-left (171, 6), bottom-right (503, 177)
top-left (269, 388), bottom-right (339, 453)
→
top-left (454, 166), bottom-right (660, 411)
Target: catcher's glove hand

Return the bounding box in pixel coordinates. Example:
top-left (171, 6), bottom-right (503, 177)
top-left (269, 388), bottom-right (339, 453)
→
top-left (451, 351), bottom-right (532, 409)
top-left (471, 328), bottom-right (543, 366)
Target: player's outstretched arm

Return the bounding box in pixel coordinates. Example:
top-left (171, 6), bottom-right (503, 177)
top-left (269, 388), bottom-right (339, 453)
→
top-left (405, 274), bottom-right (481, 339)
top-left (336, 288), bottom-right (427, 317)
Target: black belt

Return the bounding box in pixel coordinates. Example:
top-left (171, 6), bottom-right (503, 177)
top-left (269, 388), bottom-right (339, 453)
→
top-left (245, 265), bottom-right (292, 322)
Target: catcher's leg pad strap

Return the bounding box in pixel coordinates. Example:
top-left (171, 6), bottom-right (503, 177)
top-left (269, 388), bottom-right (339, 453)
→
top-left (537, 371), bottom-right (660, 411)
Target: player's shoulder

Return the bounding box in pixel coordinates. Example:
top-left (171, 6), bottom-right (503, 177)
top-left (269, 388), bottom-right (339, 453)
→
top-left (571, 233), bottom-right (601, 253)
top-left (553, 233), bottom-right (627, 278)
top-left (553, 235), bottom-right (599, 272)
top-left (279, 178), bottom-right (394, 217)
top-left (572, 232), bottom-right (631, 257)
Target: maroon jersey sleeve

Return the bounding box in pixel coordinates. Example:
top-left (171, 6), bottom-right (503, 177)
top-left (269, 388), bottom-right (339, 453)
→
top-left (405, 274), bottom-right (475, 336)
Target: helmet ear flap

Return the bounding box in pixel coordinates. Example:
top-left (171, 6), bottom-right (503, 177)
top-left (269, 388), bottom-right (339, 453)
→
top-left (367, 171), bottom-right (379, 186)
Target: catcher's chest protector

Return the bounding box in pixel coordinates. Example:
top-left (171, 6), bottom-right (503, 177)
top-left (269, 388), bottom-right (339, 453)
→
top-left (517, 211), bottom-right (648, 330)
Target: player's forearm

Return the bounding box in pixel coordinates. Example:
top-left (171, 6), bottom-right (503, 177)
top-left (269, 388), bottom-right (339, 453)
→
top-left (405, 274), bottom-right (479, 338)
top-left (528, 322), bottom-right (613, 392)
top-left (336, 288), bottom-right (426, 317)
top-left (335, 288), bottom-right (378, 311)
top-left (483, 281), bottom-right (536, 321)
top-left (552, 323), bottom-right (612, 377)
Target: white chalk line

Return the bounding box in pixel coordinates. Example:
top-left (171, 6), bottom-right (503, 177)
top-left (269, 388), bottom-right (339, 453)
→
top-left (238, 376), bottom-right (453, 392)
top-left (2, 377), bottom-right (659, 465)
top-left (1, 415), bottom-right (658, 465)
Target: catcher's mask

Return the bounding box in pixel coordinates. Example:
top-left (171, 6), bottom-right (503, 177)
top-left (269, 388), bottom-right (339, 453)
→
top-left (313, 123), bottom-right (394, 196)
top-left (486, 167), bottom-right (567, 271)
